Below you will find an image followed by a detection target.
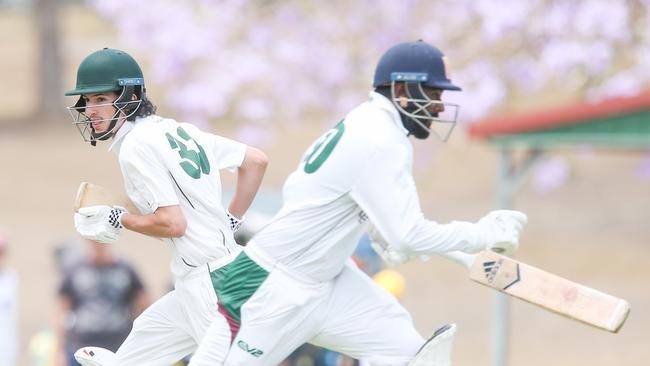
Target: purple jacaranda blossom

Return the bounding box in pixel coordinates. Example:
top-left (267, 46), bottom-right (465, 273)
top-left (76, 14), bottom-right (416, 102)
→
top-left (540, 2), bottom-right (576, 36)
top-left (635, 153), bottom-right (650, 180)
top-left (638, 46), bottom-right (650, 68)
top-left (449, 61), bottom-right (506, 123)
top-left (532, 157), bottom-right (571, 193)
top-left (238, 98), bottom-right (273, 122)
top-left (84, 0), bottom-right (650, 131)
top-left (81, 0), bottom-right (650, 192)
top-left (472, 0), bottom-right (535, 42)
top-left (573, 0), bottom-right (630, 42)
top-left (541, 40), bottom-right (614, 78)
top-left (589, 68), bottom-right (645, 99)
top-left (235, 123), bottom-right (277, 148)
top-left (503, 56), bottom-right (545, 93)
top-left (168, 83), bottom-right (230, 120)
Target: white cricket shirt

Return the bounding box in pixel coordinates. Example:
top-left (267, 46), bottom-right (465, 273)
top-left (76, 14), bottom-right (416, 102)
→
top-left (249, 92), bottom-right (482, 282)
top-left (111, 115), bottom-right (246, 278)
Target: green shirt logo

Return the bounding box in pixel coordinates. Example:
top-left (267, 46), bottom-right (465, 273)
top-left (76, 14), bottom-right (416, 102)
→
top-left (303, 121), bottom-right (345, 174)
top-left (166, 126), bottom-right (211, 179)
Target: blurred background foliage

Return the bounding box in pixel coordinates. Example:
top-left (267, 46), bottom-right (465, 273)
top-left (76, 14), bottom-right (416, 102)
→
top-left (3, 0), bottom-right (650, 186)
top-left (4, 0), bottom-right (650, 126)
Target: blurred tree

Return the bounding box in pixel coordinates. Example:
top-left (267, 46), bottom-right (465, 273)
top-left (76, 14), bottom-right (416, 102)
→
top-left (34, 0), bottom-right (63, 119)
top-left (84, 0), bottom-right (650, 128)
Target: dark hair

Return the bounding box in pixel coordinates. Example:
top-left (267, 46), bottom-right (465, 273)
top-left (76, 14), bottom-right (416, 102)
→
top-left (374, 85), bottom-right (392, 99)
top-left (128, 87), bottom-right (157, 121)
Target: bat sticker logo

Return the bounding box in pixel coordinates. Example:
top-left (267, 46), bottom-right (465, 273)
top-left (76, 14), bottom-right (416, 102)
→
top-left (482, 260), bottom-right (498, 281)
top-left (482, 258), bottom-right (521, 290)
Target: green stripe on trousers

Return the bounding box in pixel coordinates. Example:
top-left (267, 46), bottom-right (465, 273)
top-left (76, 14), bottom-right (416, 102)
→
top-left (210, 251), bottom-right (269, 341)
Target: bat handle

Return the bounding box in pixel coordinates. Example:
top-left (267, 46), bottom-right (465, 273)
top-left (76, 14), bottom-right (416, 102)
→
top-left (439, 251), bottom-right (476, 269)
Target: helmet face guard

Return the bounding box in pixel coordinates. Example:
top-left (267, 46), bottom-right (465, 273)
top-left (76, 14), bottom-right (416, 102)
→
top-left (67, 80), bottom-right (143, 144)
top-left (373, 41), bottom-right (462, 141)
top-left (390, 72), bottom-right (459, 141)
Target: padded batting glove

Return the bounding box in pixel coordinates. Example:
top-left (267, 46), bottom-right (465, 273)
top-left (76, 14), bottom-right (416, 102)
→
top-left (475, 210), bottom-right (528, 256)
top-left (74, 205), bottom-right (128, 244)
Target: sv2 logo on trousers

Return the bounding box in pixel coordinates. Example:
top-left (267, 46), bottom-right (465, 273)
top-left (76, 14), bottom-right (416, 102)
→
top-left (237, 340), bottom-right (264, 357)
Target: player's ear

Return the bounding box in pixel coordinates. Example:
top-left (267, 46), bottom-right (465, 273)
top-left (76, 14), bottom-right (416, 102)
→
top-left (394, 83), bottom-right (408, 107)
top-left (393, 82), bottom-right (406, 97)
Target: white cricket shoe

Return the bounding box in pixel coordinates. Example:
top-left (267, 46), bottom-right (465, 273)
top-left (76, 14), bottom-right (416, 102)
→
top-left (74, 346), bottom-right (116, 366)
top-left (409, 323), bottom-right (457, 366)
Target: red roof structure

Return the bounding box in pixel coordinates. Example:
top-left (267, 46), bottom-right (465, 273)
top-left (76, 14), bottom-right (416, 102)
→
top-left (468, 90), bottom-right (650, 140)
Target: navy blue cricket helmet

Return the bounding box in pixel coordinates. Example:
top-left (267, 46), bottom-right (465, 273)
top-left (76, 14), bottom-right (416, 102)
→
top-left (373, 40), bottom-right (461, 91)
top-left (372, 40), bottom-right (462, 141)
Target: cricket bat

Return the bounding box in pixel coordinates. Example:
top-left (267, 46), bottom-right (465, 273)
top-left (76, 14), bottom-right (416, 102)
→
top-left (74, 181), bottom-right (139, 214)
top-left (444, 250), bottom-right (630, 333)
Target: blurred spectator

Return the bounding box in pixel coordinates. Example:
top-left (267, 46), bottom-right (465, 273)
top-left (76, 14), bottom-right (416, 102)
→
top-left (54, 239), bottom-right (150, 366)
top-left (0, 230), bottom-right (18, 366)
top-left (350, 234), bottom-right (383, 276)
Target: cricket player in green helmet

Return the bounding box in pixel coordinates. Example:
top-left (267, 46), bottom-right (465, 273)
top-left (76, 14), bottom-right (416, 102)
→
top-left (65, 48), bottom-right (268, 366)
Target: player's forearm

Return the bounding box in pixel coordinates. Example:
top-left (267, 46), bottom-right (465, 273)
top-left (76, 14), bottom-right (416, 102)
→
top-left (438, 250), bottom-right (477, 269)
top-left (413, 219), bottom-right (484, 254)
top-left (121, 205), bottom-right (187, 238)
top-left (387, 218), bottom-right (483, 255)
top-left (228, 146), bottom-right (268, 218)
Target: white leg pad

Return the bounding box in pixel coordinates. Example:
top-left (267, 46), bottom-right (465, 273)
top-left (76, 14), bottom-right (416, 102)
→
top-left (408, 323), bottom-right (457, 366)
top-left (74, 346), bottom-right (117, 366)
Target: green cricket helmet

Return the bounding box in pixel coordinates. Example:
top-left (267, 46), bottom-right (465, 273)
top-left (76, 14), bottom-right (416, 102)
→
top-left (66, 48), bottom-right (144, 96)
top-left (66, 48), bottom-right (145, 145)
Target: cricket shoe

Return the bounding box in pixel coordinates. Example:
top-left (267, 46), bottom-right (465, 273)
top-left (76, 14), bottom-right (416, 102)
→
top-left (74, 346), bottom-right (116, 366)
top-left (409, 323), bottom-right (457, 366)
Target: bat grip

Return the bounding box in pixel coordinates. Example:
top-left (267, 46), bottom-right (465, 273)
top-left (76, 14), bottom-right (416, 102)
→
top-left (439, 251), bottom-right (476, 269)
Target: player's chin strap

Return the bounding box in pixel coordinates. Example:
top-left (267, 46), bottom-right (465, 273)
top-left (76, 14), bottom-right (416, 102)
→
top-left (390, 82), bottom-right (459, 142)
top-left (70, 86), bottom-right (142, 147)
top-left (408, 323), bottom-right (457, 366)
top-left (89, 86), bottom-right (142, 146)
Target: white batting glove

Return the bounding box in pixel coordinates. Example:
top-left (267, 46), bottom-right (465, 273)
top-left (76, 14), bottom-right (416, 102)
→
top-left (475, 210), bottom-right (527, 256)
top-left (74, 205), bottom-right (128, 244)
top-left (226, 210), bottom-right (244, 232)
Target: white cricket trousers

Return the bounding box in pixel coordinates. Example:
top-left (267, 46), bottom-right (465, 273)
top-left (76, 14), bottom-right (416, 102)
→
top-left (113, 251), bottom-right (240, 366)
top-left (190, 246), bottom-right (425, 366)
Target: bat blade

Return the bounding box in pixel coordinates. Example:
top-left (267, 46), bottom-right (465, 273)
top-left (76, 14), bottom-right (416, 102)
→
top-left (74, 181), bottom-right (139, 214)
top-left (468, 250), bottom-right (630, 333)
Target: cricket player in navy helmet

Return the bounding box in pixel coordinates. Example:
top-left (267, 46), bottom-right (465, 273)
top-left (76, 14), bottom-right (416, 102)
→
top-left (372, 39), bottom-right (461, 141)
top-left (189, 40), bottom-right (528, 366)
top-left (65, 48), bottom-right (268, 366)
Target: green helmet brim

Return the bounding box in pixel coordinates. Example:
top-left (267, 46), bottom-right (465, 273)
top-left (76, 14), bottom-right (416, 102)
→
top-left (65, 85), bottom-right (121, 96)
